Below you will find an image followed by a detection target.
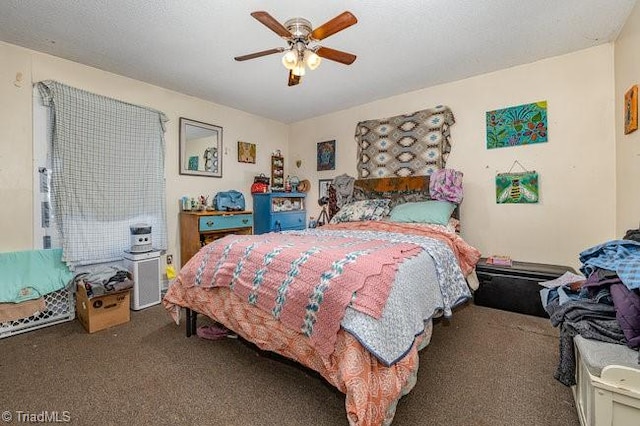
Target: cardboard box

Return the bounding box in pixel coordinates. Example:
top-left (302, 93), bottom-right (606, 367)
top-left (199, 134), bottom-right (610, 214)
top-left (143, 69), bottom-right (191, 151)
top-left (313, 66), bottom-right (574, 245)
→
top-left (75, 285), bottom-right (130, 333)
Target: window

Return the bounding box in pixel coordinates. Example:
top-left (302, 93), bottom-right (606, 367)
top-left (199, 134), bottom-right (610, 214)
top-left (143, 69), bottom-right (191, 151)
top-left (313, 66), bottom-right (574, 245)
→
top-left (35, 81), bottom-right (168, 268)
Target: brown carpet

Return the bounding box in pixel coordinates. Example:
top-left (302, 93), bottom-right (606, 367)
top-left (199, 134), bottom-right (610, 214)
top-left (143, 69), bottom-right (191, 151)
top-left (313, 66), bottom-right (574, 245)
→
top-left (0, 302), bottom-right (578, 426)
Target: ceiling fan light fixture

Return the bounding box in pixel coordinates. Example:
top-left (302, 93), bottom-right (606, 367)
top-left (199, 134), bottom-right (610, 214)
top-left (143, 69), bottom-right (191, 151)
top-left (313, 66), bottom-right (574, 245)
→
top-left (304, 50), bottom-right (322, 70)
top-left (238, 11), bottom-right (358, 86)
top-left (292, 61), bottom-right (306, 77)
top-left (282, 50), bottom-right (297, 70)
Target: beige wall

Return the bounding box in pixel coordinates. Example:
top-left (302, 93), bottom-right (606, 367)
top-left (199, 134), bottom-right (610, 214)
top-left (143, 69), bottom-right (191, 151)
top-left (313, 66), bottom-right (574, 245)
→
top-left (289, 45), bottom-right (617, 270)
top-left (0, 41), bottom-right (289, 266)
top-left (615, 1), bottom-right (640, 237)
top-left (0, 40), bottom-right (624, 271)
top-left (0, 43), bottom-right (33, 251)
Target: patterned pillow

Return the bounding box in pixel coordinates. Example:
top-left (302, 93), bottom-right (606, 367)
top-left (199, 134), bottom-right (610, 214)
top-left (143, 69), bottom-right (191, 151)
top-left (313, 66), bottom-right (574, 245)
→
top-left (329, 199), bottom-right (391, 224)
top-left (352, 186), bottom-right (431, 211)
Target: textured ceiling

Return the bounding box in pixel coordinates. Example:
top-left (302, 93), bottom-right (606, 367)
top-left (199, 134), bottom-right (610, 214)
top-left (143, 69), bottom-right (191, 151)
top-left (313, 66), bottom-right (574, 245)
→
top-left (0, 1), bottom-right (636, 123)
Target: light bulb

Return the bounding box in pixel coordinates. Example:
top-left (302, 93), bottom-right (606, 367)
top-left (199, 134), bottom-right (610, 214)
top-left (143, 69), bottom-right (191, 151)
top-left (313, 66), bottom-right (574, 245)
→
top-left (304, 50), bottom-right (322, 70)
top-left (282, 50), bottom-right (297, 70)
top-left (292, 63), bottom-right (306, 77)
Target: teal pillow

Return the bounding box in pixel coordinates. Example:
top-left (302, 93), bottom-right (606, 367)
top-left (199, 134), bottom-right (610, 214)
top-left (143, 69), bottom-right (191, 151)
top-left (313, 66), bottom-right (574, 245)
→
top-left (389, 200), bottom-right (456, 225)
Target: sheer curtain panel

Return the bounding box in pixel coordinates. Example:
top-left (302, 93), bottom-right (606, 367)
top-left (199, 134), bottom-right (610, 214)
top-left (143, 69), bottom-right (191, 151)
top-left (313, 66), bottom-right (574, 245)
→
top-left (37, 81), bottom-right (168, 268)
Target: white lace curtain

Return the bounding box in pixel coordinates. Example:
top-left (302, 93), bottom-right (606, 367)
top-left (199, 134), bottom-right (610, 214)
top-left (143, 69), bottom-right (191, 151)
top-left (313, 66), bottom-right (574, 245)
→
top-left (37, 80), bottom-right (168, 268)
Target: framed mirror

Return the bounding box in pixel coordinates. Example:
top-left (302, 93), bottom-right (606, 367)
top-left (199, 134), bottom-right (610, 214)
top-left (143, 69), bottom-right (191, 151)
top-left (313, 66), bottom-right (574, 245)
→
top-left (179, 117), bottom-right (223, 177)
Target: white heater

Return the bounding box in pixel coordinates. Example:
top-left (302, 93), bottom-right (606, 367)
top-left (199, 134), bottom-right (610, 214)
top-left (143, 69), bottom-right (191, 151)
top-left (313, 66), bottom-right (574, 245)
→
top-left (123, 250), bottom-right (161, 310)
top-left (129, 223), bottom-right (152, 253)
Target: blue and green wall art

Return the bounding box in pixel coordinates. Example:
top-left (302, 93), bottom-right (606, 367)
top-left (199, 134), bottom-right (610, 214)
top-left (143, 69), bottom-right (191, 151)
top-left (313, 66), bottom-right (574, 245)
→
top-left (486, 101), bottom-right (548, 149)
top-left (317, 140), bottom-right (336, 171)
top-left (496, 171), bottom-right (539, 204)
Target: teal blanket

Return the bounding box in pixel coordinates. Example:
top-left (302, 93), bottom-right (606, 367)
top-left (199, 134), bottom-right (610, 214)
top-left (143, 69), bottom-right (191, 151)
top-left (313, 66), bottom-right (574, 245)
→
top-left (0, 249), bottom-right (73, 303)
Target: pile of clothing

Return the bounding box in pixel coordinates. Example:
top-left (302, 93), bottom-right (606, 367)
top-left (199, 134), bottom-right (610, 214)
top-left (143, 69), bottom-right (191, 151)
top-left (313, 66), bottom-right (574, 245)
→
top-left (73, 265), bottom-right (134, 298)
top-left (542, 231), bottom-right (640, 386)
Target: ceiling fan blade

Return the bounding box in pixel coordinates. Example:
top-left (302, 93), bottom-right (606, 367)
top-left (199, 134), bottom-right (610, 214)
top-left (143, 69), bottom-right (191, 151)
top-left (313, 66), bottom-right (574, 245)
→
top-left (288, 70), bottom-right (301, 87)
top-left (316, 47), bottom-right (357, 65)
top-left (251, 11), bottom-right (291, 38)
top-left (310, 11), bottom-right (357, 41)
top-left (234, 47), bottom-right (284, 61)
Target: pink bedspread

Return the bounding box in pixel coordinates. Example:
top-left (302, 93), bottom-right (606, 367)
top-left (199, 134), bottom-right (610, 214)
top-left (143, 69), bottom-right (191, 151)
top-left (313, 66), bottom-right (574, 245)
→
top-left (163, 284), bottom-right (429, 426)
top-left (321, 221), bottom-right (481, 276)
top-left (178, 233), bottom-right (422, 357)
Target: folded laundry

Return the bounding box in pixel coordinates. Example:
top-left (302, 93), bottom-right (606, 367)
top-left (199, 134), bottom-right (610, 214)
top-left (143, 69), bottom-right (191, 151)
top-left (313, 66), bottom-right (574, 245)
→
top-left (104, 279), bottom-right (134, 293)
top-left (72, 266), bottom-right (133, 298)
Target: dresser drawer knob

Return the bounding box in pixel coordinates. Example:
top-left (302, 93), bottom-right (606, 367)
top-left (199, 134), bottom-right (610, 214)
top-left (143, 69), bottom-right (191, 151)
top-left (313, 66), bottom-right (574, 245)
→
top-left (242, 219), bottom-right (249, 224)
top-left (206, 220), bottom-right (214, 227)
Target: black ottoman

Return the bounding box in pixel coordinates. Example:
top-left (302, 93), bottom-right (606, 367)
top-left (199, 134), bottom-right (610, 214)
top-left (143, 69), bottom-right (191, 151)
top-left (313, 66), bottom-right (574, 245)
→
top-left (474, 258), bottom-right (577, 318)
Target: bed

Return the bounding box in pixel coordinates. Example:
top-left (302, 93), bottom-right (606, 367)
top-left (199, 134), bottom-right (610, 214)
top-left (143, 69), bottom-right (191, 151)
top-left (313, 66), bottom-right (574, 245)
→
top-left (163, 175), bottom-right (481, 425)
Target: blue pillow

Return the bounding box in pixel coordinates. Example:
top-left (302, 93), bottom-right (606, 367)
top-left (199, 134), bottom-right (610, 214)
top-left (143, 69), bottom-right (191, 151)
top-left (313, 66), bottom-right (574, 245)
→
top-left (389, 200), bottom-right (456, 225)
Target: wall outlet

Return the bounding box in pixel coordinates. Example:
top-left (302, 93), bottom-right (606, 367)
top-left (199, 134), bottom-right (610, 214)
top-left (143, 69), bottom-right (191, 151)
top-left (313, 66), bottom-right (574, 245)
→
top-left (166, 254), bottom-right (173, 265)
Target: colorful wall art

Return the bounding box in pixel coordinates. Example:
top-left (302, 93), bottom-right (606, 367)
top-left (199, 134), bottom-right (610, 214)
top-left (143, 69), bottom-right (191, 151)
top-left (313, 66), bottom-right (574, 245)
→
top-left (495, 171), bottom-right (539, 204)
top-left (486, 101), bottom-right (548, 149)
top-left (317, 140), bottom-right (336, 171)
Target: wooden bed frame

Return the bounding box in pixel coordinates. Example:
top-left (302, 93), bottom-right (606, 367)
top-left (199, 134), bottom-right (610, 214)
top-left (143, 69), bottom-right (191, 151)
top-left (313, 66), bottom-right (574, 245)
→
top-left (329, 175), bottom-right (460, 220)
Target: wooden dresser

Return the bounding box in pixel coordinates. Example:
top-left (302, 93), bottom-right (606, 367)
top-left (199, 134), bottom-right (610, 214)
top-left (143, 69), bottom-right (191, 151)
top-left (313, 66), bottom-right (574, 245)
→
top-left (179, 210), bottom-right (253, 267)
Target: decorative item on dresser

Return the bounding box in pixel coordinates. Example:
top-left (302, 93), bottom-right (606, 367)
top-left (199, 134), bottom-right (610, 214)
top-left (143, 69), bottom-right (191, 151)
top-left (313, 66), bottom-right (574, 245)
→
top-left (252, 192), bottom-right (307, 234)
top-left (271, 155), bottom-right (285, 191)
top-left (179, 210), bottom-right (253, 267)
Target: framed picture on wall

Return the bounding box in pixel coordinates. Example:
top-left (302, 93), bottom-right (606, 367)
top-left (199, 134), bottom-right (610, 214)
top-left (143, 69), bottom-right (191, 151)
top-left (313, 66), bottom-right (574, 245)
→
top-left (486, 101), bottom-right (548, 149)
top-left (318, 179), bottom-right (333, 200)
top-left (237, 141), bottom-right (256, 163)
top-left (625, 85), bottom-right (638, 135)
top-left (317, 140), bottom-right (336, 171)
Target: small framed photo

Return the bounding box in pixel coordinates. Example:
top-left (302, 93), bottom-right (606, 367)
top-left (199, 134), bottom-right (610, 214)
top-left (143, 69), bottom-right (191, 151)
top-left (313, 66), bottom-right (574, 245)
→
top-left (317, 140), bottom-right (336, 171)
top-left (237, 141), bottom-right (256, 163)
top-left (318, 179), bottom-right (333, 200)
top-left (625, 85), bottom-right (638, 135)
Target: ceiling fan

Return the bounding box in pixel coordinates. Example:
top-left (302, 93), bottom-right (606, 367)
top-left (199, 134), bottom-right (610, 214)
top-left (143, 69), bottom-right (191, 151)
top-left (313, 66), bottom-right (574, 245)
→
top-left (234, 11), bottom-right (358, 86)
